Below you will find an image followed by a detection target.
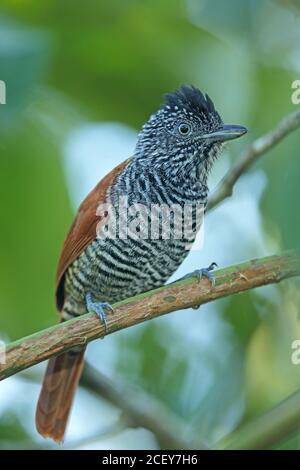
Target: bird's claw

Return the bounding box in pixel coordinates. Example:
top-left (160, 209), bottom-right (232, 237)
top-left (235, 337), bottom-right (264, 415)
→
top-left (183, 262), bottom-right (218, 288)
top-left (85, 292), bottom-right (114, 336)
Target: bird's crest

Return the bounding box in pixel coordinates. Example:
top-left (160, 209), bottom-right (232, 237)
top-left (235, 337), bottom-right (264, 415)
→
top-left (164, 85), bottom-right (216, 117)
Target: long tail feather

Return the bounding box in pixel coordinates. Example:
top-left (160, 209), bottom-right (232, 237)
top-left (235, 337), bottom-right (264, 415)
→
top-left (35, 348), bottom-right (85, 442)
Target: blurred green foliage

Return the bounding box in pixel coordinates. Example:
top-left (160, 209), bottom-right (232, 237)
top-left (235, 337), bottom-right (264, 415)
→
top-left (0, 412), bottom-right (31, 449)
top-left (0, 0), bottom-right (300, 450)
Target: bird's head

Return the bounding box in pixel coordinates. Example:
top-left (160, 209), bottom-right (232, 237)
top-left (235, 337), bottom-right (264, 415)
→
top-left (135, 85), bottom-right (247, 176)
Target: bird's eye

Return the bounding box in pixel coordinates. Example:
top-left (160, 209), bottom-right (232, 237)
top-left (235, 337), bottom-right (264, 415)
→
top-left (178, 123), bottom-right (192, 136)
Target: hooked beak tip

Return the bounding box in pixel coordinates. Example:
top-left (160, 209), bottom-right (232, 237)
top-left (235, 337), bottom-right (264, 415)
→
top-left (203, 124), bottom-right (248, 143)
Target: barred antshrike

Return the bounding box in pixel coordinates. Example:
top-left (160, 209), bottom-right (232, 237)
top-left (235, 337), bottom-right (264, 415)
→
top-left (36, 85), bottom-right (247, 441)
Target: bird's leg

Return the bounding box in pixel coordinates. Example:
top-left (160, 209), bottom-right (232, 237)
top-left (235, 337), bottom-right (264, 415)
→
top-left (178, 262), bottom-right (218, 310)
top-left (85, 292), bottom-right (114, 334)
top-left (180, 262), bottom-right (218, 287)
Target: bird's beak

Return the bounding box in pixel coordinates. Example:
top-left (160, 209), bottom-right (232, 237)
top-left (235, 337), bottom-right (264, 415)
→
top-left (202, 124), bottom-right (248, 142)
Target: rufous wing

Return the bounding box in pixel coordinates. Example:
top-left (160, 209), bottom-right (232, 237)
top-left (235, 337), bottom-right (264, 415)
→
top-left (55, 158), bottom-right (131, 312)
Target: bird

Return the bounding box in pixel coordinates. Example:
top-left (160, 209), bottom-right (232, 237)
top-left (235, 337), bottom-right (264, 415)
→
top-left (35, 85), bottom-right (247, 442)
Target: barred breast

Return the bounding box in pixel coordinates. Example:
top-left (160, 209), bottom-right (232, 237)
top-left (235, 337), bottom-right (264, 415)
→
top-left (62, 162), bottom-right (206, 318)
top-left (63, 234), bottom-right (194, 317)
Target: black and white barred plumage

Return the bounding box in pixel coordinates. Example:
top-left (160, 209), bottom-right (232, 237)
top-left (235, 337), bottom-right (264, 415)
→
top-left (36, 85), bottom-right (247, 444)
top-left (63, 85), bottom-right (224, 318)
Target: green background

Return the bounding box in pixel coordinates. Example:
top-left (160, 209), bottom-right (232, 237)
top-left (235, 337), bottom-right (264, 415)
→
top-left (0, 0), bottom-right (300, 450)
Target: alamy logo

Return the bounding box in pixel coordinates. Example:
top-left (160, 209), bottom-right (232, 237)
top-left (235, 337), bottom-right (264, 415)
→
top-left (95, 196), bottom-right (206, 251)
top-left (291, 339), bottom-right (300, 365)
top-left (291, 80), bottom-right (300, 105)
top-left (0, 80), bottom-right (6, 104)
top-left (0, 340), bottom-right (6, 365)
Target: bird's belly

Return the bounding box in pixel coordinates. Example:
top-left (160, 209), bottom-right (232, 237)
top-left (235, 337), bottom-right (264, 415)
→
top-left (64, 236), bottom-right (192, 309)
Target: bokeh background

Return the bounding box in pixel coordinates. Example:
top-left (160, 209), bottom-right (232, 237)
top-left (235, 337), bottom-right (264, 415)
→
top-left (0, 0), bottom-right (300, 450)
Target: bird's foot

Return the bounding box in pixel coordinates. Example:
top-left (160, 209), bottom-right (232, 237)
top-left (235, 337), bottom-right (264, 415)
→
top-left (85, 292), bottom-right (114, 335)
top-left (181, 262), bottom-right (218, 310)
top-left (182, 262), bottom-right (218, 288)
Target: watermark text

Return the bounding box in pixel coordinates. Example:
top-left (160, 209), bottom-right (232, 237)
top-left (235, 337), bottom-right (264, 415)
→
top-left (0, 80), bottom-right (6, 105)
top-left (0, 340), bottom-right (6, 365)
top-left (291, 80), bottom-right (300, 105)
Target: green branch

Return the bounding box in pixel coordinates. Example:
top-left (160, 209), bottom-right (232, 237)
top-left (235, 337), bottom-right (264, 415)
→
top-left (207, 109), bottom-right (300, 211)
top-left (0, 250), bottom-right (299, 381)
top-left (218, 387), bottom-right (300, 450)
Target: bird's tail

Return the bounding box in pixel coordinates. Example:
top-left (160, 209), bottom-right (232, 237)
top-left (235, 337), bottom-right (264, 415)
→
top-left (35, 347), bottom-right (86, 442)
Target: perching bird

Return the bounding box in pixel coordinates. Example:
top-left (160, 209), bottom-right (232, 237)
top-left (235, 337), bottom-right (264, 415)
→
top-left (35, 85), bottom-right (247, 442)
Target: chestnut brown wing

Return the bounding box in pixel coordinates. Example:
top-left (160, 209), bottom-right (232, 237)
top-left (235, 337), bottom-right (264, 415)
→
top-left (55, 158), bottom-right (131, 312)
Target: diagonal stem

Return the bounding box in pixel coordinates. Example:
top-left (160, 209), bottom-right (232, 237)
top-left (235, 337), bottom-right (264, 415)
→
top-left (0, 250), bottom-right (299, 381)
top-left (207, 109), bottom-right (300, 211)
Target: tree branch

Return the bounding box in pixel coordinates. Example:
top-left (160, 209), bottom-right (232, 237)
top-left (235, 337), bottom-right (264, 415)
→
top-left (207, 109), bottom-right (300, 211)
top-left (81, 364), bottom-right (208, 449)
top-left (0, 251), bottom-right (299, 381)
top-left (218, 387), bottom-right (300, 450)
